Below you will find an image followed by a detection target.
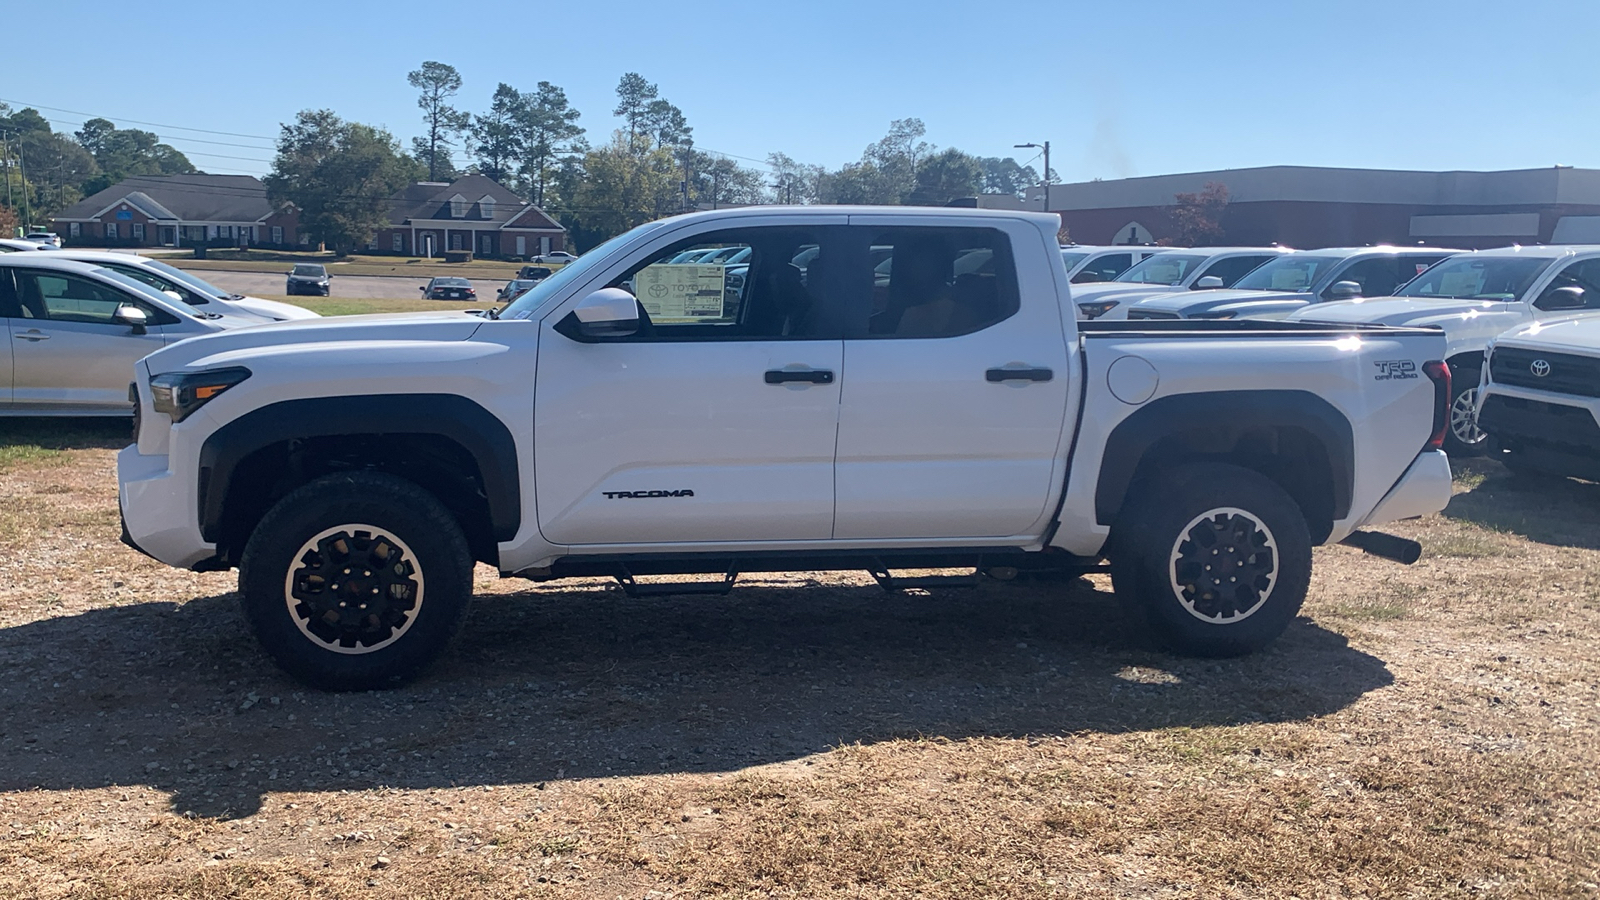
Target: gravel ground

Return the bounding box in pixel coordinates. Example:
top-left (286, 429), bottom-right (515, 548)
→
top-left (0, 422), bottom-right (1595, 898)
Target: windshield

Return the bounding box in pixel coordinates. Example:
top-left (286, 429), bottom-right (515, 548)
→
top-left (1232, 254), bottom-right (1343, 292)
top-left (1396, 256), bottom-right (1555, 301)
top-left (292, 264), bottom-right (325, 276)
top-left (1115, 253), bottom-right (1205, 284)
top-left (89, 267), bottom-right (200, 318)
top-left (1059, 251), bottom-right (1091, 269)
top-left (142, 258), bottom-right (230, 303)
top-left (501, 221), bottom-right (672, 320)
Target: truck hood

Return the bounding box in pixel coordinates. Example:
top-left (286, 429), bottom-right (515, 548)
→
top-left (1071, 281), bottom-right (1181, 302)
top-left (1287, 295), bottom-right (1531, 356)
top-left (1130, 288), bottom-right (1309, 317)
top-left (1494, 313), bottom-right (1600, 353)
top-left (143, 311), bottom-right (487, 373)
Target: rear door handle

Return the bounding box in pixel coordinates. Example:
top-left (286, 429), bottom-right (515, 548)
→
top-left (765, 368), bottom-right (834, 385)
top-left (986, 366), bottom-right (1052, 383)
top-left (15, 330), bottom-right (48, 342)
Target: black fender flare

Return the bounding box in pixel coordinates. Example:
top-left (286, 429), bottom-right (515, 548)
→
top-left (1093, 390), bottom-right (1354, 526)
top-left (197, 394), bottom-right (521, 543)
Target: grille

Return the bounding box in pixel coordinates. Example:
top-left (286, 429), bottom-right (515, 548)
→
top-left (1478, 394), bottom-right (1600, 451)
top-left (1490, 347), bottom-right (1600, 398)
top-left (1127, 309), bottom-right (1180, 320)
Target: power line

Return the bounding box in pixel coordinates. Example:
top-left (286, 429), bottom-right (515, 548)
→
top-left (0, 97), bottom-right (276, 141)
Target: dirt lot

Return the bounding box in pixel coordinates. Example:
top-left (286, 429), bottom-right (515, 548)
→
top-left (0, 421), bottom-right (1596, 898)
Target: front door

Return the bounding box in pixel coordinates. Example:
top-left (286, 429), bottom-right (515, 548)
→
top-left (533, 220), bottom-right (848, 546)
top-left (5, 268), bottom-right (168, 413)
top-left (832, 219), bottom-right (1072, 539)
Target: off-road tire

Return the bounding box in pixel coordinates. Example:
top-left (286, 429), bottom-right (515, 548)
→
top-left (1444, 364), bottom-right (1487, 457)
top-left (1109, 462), bottom-right (1312, 657)
top-left (239, 471), bottom-right (474, 691)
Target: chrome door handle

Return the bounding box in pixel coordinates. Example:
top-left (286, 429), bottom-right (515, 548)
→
top-left (764, 368), bottom-right (834, 385)
top-left (15, 331), bottom-right (49, 342)
top-left (986, 366), bottom-right (1052, 383)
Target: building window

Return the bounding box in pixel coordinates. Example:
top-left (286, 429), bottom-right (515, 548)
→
top-left (105, 222), bottom-right (119, 240)
top-left (393, 233), bottom-right (404, 252)
top-left (449, 194), bottom-right (467, 218)
top-left (479, 195), bottom-right (495, 218)
top-left (69, 222), bottom-right (80, 238)
top-left (271, 226), bottom-right (283, 244)
top-left (450, 232), bottom-right (463, 251)
top-left (132, 223), bottom-right (145, 242)
top-left (516, 235), bottom-right (526, 256)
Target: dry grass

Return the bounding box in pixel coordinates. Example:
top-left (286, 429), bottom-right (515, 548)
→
top-left (0, 436), bottom-right (1596, 898)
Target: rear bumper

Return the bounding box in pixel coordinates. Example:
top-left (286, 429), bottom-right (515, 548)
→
top-left (117, 444), bottom-right (217, 570)
top-left (1357, 449), bottom-right (1453, 530)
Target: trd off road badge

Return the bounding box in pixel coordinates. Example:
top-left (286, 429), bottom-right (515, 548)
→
top-left (1373, 360), bottom-right (1419, 381)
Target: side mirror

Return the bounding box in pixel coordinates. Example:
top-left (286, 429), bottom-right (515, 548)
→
top-left (571, 287), bottom-right (640, 338)
top-left (418, 285), bottom-right (428, 292)
top-left (1195, 275), bottom-right (1224, 289)
top-left (1536, 284), bottom-right (1587, 311)
top-left (162, 289), bottom-right (185, 303)
top-left (1326, 280), bottom-right (1362, 300)
top-left (114, 305), bottom-right (149, 335)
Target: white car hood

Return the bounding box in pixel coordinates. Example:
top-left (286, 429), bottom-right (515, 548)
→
top-left (228, 295), bottom-right (320, 321)
top-left (1130, 287), bottom-right (1308, 317)
top-left (1071, 281), bottom-right (1181, 301)
top-left (1494, 314), bottom-right (1600, 353)
top-left (1287, 296), bottom-right (1531, 357)
top-left (145, 311), bottom-right (489, 372)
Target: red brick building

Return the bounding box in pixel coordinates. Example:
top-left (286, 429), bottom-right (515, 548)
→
top-left (51, 174), bottom-right (299, 249)
top-left (369, 174), bottom-right (566, 259)
top-left (1020, 165), bottom-right (1600, 250)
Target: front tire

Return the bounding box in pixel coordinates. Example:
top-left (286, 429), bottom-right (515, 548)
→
top-left (1109, 463), bottom-right (1312, 657)
top-left (1445, 365), bottom-right (1488, 457)
top-left (239, 472), bottom-right (474, 690)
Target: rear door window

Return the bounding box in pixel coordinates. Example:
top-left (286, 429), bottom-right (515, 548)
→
top-left (845, 226), bottom-right (1021, 338)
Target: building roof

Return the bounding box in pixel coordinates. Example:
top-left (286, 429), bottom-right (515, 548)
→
top-left (388, 174), bottom-right (564, 231)
top-left (1030, 165), bottom-right (1600, 212)
top-left (54, 174), bottom-right (277, 223)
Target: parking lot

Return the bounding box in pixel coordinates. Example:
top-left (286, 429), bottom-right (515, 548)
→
top-left (200, 270), bottom-right (508, 303)
top-left (0, 421), bottom-right (1594, 898)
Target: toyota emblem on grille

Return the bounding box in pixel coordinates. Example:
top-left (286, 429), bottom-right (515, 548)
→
top-left (1530, 359), bottom-right (1552, 377)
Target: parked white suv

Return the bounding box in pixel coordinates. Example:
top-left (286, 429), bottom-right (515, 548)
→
top-left (119, 206), bottom-right (1455, 690)
top-left (1059, 245), bottom-right (1165, 284)
top-left (1071, 246), bottom-right (1291, 319)
top-left (1288, 245), bottom-right (1600, 455)
top-left (1477, 317), bottom-right (1600, 480)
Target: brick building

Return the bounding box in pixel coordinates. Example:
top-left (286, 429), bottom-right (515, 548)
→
top-left (369, 174), bottom-right (566, 259)
top-left (51, 174), bottom-right (299, 249)
top-left (1019, 165), bottom-right (1600, 250)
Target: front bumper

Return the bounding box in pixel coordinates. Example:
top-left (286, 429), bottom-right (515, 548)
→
top-left (117, 444), bottom-right (218, 570)
top-left (1478, 390), bottom-right (1600, 480)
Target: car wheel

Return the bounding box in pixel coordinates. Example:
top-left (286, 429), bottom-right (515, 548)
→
top-left (1109, 462), bottom-right (1311, 657)
top-left (238, 471), bottom-right (474, 691)
top-left (1444, 365), bottom-right (1488, 457)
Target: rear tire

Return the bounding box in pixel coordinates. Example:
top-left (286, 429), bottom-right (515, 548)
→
top-left (1109, 463), bottom-right (1312, 657)
top-left (239, 472), bottom-right (474, 691)
top-left (1444, 365), bottom-right (1488, 457)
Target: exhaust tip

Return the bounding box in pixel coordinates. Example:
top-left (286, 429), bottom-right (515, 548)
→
top-left (1341, 530), bottom-right (1423, 565)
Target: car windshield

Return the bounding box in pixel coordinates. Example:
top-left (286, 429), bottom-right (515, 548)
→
top-left (140, 258), bottom-right (228, 304)
top-left (501, 222), bottom-right (671, 320)
top-left (88, 267), bottom-right (199, 318)
top-left (1059, 251), bottom-right (1091, 269)
top-left (1395, 256), bottom-right (1556, 301)
top-left (1231, 254), bottom-right (1343, 292)
top-left (292, 265), bottom-right (325, 276)
top-left (1115, 253), bottom-right (1205, 284)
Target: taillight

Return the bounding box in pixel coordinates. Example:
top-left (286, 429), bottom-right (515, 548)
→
top-left (1423, 360), bottom-right (1450, 450)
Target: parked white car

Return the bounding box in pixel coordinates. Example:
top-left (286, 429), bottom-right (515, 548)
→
top-left (0, 255), bottom-right (269, 415)
top-left (1287, 245), bottom-right (1600, 454)
top-left (49, 250), bottom-right (318, 322)
top-left (531, 250), bottom-right (578, 264)
top-left (1125, 247), bottom-right (1459, 320)
top-left (1476, 316), bottom-right (1600, 481)
top-left (0, 238), bottom-right (54, 252)
top-left (1059, 245), bottom-right (1166, 284)
top-left (1071, 246), bottom-right (1292, 319)
top-left (24, 232), bottom-right (62, 248)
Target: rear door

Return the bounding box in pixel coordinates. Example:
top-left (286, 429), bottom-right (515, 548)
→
top-left (533, 217), bottom-right (851, 545)
top-left (8, 268), bottom-right (168, 413)
top-left (831, 217), bottom-right (1072, 540)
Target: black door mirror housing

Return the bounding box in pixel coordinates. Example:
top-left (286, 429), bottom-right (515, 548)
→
top-left (1535, 284), bottom-right (1588, 311)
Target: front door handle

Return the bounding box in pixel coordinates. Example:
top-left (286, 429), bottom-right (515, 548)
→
top-left (765, 368), bottom-right (834, 385)
top-left (986, 366), bottom-right (1052, 383)
top-left (15, 330), bottom-right (49, 342)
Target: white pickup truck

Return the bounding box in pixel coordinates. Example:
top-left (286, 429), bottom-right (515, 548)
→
top-left (117, 207), bottom-right (1455, 690)
top-left (1477, 316), bottom-right (1600, 480)
top-left (1286, 245), bottom-right (1600, 454)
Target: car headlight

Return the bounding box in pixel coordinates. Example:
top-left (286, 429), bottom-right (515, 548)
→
top-left (149, 367), bottom-right (252, 422)
top-left (1078, 299), bottom-right (1120, 319)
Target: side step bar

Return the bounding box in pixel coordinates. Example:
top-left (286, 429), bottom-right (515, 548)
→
top-left (1341, 530), bottom-right (1423, 564)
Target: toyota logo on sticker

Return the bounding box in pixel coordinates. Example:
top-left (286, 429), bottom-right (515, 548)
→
top-left (1530, 359), bottom-right (1552, 378)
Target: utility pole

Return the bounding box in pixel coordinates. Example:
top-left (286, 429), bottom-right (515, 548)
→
top-left (1014, 140), bottom-right (1051, 213)
top-left (15, 135), bottom-right (31, 231)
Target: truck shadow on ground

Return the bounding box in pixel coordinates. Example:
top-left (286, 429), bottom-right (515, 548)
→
top-left (0, 577), bottom-right (1392, 820)
top-left (1443, 459), bottom-right (1600, 550)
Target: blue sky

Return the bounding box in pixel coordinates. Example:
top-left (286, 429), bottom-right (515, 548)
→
top-left (6, 0), bottom-right (1598, 184)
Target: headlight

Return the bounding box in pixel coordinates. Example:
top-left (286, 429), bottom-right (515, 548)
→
top-left (149, 367), bottom-right (252, 422)
top-left (1079, 300), bottom-right (1120, 319)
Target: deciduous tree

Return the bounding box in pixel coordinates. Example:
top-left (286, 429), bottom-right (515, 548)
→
top-left (1169, 181), bottom-right (1230, 247)
top-left (265, 110), bottom-right (422, 254)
